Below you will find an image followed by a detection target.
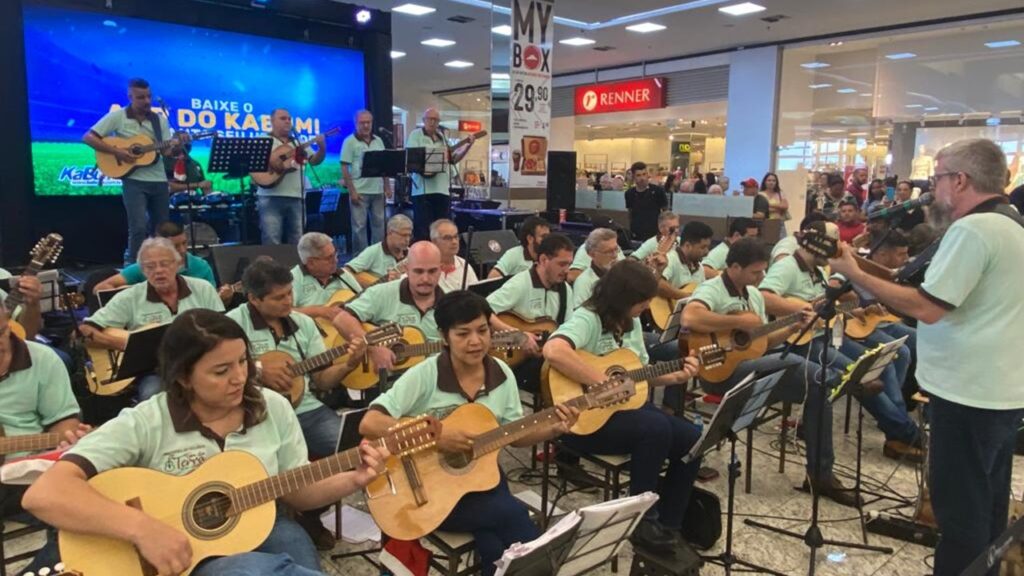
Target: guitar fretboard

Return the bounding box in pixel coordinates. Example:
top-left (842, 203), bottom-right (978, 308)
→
top-left (470, 393), bottom-right (597, 458)
top-left (3, 258), bottom-right (45, 310)
top-left (749, 300), bottom-right (858, 339)
top-left (0, 432), bottom-right (62, 456)
top-left (287, 345), bottom-right (351, 376)
top-left (396, 341), bottom-right (444, 360)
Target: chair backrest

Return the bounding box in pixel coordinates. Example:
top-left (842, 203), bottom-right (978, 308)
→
top-left (461, 230), bottom-right (519, 274)
top-left (209, 243), bottom-right (302, 285)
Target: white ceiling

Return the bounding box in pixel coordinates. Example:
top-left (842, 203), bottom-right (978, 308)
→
top-left (346, 0), bottom-right (1023, 116)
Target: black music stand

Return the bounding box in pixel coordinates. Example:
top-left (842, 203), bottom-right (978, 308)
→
top-left (495, 516), bottom-right (581, 576)
top-left (207, 137), bottom-right (273, 245)
top-left (684, 369), bottom-right (788, 576)
top-left (112, 324), bottom-right (169, 381)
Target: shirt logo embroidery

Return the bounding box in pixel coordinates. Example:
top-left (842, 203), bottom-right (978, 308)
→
top-left (142, 312), bottom-right (167, 324)
top-left (161, 446), bottom-right (209, 475)
top-left (251, 341), bottom-right (273, 355)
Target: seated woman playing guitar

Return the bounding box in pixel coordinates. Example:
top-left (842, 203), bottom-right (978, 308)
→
top-left (23, 309), bottom-right (387, 576)
top-left (360, 291), bottom-right (579, 576)
top-left (542, 259), bottom-right (701, 553)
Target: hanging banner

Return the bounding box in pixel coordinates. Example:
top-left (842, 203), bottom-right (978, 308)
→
top-left (509, 0), bottom-right (554, 189)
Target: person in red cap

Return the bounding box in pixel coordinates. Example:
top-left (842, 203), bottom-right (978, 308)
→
top-left (741, 177), bottom-right (770, 219)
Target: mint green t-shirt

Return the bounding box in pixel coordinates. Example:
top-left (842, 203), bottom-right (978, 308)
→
top-left (629, 235), bottom-right (677, 262)
top-left (571, 265), bottom-right (603, 309)
top-left (226, 305), bottom-right (327, 415)
top-left (663, 250), bottom-right (706, 289)
top-left (487, 268), bottom-right (573, 323)
top-left (770, 235), bottom-right (799, 264)
top-left (701, 241), bottom-right (730, 271)
top-left (758, 254), bottom-right (827, 302)
top-left (90, 107), bottom-right (173, 182)
top-left (344, 279), bottom-right (442, 341)
top-left (120, 253), bottom-right (216, 288)
top-left (406, 128), bottom-right (449, 196)
top-left (290, 264), bottom-right (362, 308)
top-left (340, 134), bottom-right (386, 195)
top-left (493, 246), bottom-right (533, 277)
top-left (84, 275), bottom-right (225, 330)
top-left (571, 244), bottom-right (624, 272)
top-left (345, 241), bottom-right (403, 278)
top-left (0, 337), bottom-right (80, 453)
top-left (256, 136), bottom-right (304, 199)
top-left (689, 274), bottom-right (767, 322)
top-left (63, 388), bottom-right (308, 478)
top-left (550, 306), bottom-right (648, 364)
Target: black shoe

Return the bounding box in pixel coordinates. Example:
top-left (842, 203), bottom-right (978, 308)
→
top-left (630, 520), bottom-right (676, 554)
top-left (802, 474), bottom-right (863, 509)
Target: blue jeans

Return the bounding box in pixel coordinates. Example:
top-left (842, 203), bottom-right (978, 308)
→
top-left (929, 395), bottom-right (1024, 576)
top-left (193, 510), bottom-right (322, 575)
top-left (136, 373), bottom-right (163, 403)
top-left (297, 405), bottom-right (342, 460)
top-left (643, 332), bottom-right (681, 409)
top-left (259, 196), bottom-right (303, 245)
top-left (560, 403), bottom-right (701, 529)
top-left (704, 351), bottom-right (837, 481)
top-left (439, 476), bottom-right (538, 576)
top-left (350, 193), bottom-right (386, 254)
top-left (122, 179), bottom-right (170, 264)
top-left (880, 322), bottom-right (917, 359)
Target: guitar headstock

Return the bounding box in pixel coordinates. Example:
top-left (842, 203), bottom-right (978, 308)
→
top-left (384, 415), bottom-right (441, 457)
top-left (694, 345), bottom-right (726, 370)
top-left (585, 375), bottom-right (638, 408)
top-left (796, 229), bottom-right (839, 260)
top-left (30, 233), bottom-right (64, 267)
top-left (366, 323), bottom-right (403, 347)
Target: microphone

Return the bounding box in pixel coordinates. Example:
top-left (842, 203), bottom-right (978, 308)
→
top-left (157, 97), bottom-right (169, 117)
top-left (867, 193), bottom-right (934, 221)
top-left (376, 126), bottom-right (393, 137)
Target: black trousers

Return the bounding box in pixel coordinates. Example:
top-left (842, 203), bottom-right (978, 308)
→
top-left (412, 193), bottom-right (451, 240)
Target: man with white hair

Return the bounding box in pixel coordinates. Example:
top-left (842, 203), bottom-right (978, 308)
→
top-left (291, 232), bottom-right (362, 323)
top-left (571, 228), bottom-right (620, 308)
top-left (429, 219), bottom-right (478, 292)
top-left (345, 214), bottom-right (413, 287)
top-left (0, 267), bottom-right (43, 339)
top-left (829, 138), bottom-right (1024, 576)
top-left (80, 237), bottom-right (224, 400)
top-left (406, 108), bottom-right (476, 239)
top-left (342, 109), bottom-right (392, 253)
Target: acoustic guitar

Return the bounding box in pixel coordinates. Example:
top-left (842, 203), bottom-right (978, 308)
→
top-left (95, 131), bottom-right (217, 179)
top-left (58, 416), bottom-right (440, 576)
top-left (0, 425), bottom-right (62, 465)
top-left (352, 256), bottom-right (409, 288)
top-left (649, 282), bottom-right (697, 332)
top-left (82, 324), bottom-right (164, 397)
top-left (313, 287), bottom-right (359, 346)
top-left (491, 312), bottom-right (558, 368)
top-left (543, 346), bottom-right (726, 435)
top-left (367, 375), bottom-right (638, 540)
top-left (249, 127), bottom-right (342, 188)
top-left (5, 233), bottom-right (63, 340)
top-left (642, 234), bottom-right (681, 331)
top-left (257, 323), bottom-right (402, 406)
top-left (422, 130), bottom-right (489, 177)
top-left (340, 324), bottom-right (526, 390)
top-left (784, 297), bottom-right (859, 346)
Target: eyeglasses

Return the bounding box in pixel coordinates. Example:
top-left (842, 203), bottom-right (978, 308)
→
top-left (933, 171), bottom-right (962, 181)
top-left (437, 235), bottom-right (459, 242)
top-left (141, 260), bottom-right (177, 272)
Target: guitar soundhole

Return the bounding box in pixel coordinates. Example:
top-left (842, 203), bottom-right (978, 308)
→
top-left (440, 451), bottom-right (473, 474)
top-left (392, 340), bottom-right (409, 367)
top-left (184, 482), bottom-right (240, 540)
top-left (129, 144), bottom-right (144, 155)
top-left (732, 331), bottom-right (750, 349)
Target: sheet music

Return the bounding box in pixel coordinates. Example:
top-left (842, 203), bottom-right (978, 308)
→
top-left (494, 512), bottom-right (582, 576)
top-left (557, 492), bottom-right (659, 576)
top-left (319, 504), bottom-right (381, 543)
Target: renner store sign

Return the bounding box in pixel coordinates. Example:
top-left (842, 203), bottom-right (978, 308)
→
top-left (574, 77), bottom-right (667, 115)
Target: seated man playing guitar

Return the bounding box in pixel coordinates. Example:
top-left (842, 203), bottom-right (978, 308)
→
top-left (0, 267), bottom-right (43, 339)
top-left (290, 232), bottom-right (363, 324)
top-left (682, 238), bottom-right (858, 506)
top-left (543, 259), bottom-right (701, 553)
top-left (0, 302), bottom-right (89, 574)
top-left (488, 216), bottom-right (551, 279)
top-left (567, 228), bottom-right (623, 285)
top-left (344, 214), bottom-right (413, 288)
top-left (702, 217), bottom-right (760, 279)
top-left (24, 310), bottom-right (387, 576)
top-left (360, 292), bottom-right (578, 576)
top-left (80, 237), bottom-right (225, 401)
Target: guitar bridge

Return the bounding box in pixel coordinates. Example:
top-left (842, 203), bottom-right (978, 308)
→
top-left (402, 455), bottom-right (429, 507)
top-left (365, 469), bottom-right (397, 500)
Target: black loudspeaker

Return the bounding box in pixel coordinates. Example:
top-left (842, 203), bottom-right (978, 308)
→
top-left (209, 244), bottom-right (302, 285)
top-left (546, 151), bottom-right (577, 213)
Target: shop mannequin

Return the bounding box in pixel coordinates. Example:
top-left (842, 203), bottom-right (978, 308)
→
top-left (910, 144), bottom-right (934, 180)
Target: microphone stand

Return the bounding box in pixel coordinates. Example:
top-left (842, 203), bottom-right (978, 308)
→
top-left (461, 225), bottom-right (475, 290)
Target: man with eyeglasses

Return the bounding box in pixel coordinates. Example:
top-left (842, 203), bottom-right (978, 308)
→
top-left (345, 214), bottom-right (414, 288)
top-left (828, 138), bottom-right (1024, 576)
top-left (291, 232), bottom-right (362, 323)
top-left (406, 108), bottom-right (477, 240)
top-left (428, 219), bottom-right (478, 292)
top-left (80, 237), bottom-right (224, 401)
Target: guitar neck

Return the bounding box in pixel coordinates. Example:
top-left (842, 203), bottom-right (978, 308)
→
top-left (624, 358), bottom-right (688, 385)
top-left (288, 344), bottom-right (352, 376)
top-left (397, 341), bottom-right (444, 360)
top-left (3, 260), bottom-right (44, 309)
top-left (470, 391), bottom-right (601, 458)
top-left (232, 437), bottom-right (386, 512)
top-left (0, 432), bottom-right (62, 456)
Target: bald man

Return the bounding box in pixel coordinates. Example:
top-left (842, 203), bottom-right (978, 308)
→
top-left (332, 241), bottom-right (444, 371)
top-left (406, 108), bottom-right (477, 239)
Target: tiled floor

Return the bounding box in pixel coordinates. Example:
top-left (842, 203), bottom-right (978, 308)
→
top-left (7, 396), bottom-right (1022, 575)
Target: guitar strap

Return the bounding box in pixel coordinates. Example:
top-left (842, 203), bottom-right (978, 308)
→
top-left (147, 110), bottom-right (164, 143)
top-left (556, 282), bottom-right (568, 325)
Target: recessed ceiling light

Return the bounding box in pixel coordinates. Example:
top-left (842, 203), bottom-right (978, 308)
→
top-left (829, 41), bottom-right (844, 47)
top-left (492, 25), bottom-right (512, 36)
top-left (885, 52), bottom-right (917, 60)
top-left (444, 60), bottom-right (474, 68)
top-left (390, 50), bottom-right (406, 59)
top-left (626, 22), bottom-right (666, 33)
top-left (850, 132), bottom-right (868, 136)
top-left (801, 62), bottom-right (830, 69)
top-left (808, 83), bottom-right (832, 89)
top-left (905, 104), bottom-right (923, 108)
top-left (393, 3), bottom-right (435, 16)
top-left (836, 88), bottom-right (857, 94)
top-left (924, 107), bottom-right (940, 111)
top-left (718, 2), bottom-right (766, 16)
top-left (860, 93), bottom-right (873, 97)
top-left (560, 37), bottom-right (596, 46)
top-left (985, 40), bottom-right (1021, 49)
top-left (422, 38), bottom-right (456, 47)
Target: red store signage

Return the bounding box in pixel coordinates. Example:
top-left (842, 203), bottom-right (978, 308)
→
top-left (574, 77), bottom-right (667, 115)
top-left (458, 120), bottom-right (483, 132)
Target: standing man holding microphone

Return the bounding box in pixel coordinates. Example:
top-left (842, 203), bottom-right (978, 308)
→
top-left (406, 108), bottom-right (475, 240)
top-left (341, 110), bottom-right (392, 253)
top-left (828, 138), bottom-right (1024, 576)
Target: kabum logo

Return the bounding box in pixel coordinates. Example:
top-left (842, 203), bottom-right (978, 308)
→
top-left (581, 91), bottom-right (598, 112)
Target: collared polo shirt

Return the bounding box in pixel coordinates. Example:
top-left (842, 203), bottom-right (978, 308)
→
top-left (770, 236), bottom-right (799, 263)
top-left (487, 267), bottom-right (573, 323)
top-left (257, 136), bottom-right (304, 199)
top-left (0, 336), bottom-right (80, 454)
top-left (663, 249), bottom-right (706, 289)
top-left (406, 128), bottom-right (450, 196)
top-left (570, 244), bottom-right (624, 272)
top-left (701, 241), bottom-right (730, 271)
top-left (571, 263), bottom-right (605, 309)
top-left (493, 246), bottom-right (533, 277)
top-left (62, 388), bottom-right (308, 478)
top-left (84, 275), bottom-right (224, 330)
top-left (550, 307), bottom-right (648, 364)
top-left (226, 304), bottom-right (327, 415)
top-left (340, 134), bottom-right (386, 195)
top-left (291, 264), bottom-right (362, 308)
top-left (690, 273), bottom-right (767, 322)
top-left (120, 253), bottom-right (216, 288)
top-left (758, 253), bottom-right (827, 302)
top-left (370, 351), bottom-right (522, 424)
top-left (89, 107), bottom-right (172, 182)
top-left (917, 199), bottom-right (1024, 409)
top-left (629, 235), bottom-right (677, 262)
top-left (344, 278), bottom-right (442, 341)
top-left (345, 241), bottom-right (403, 278)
